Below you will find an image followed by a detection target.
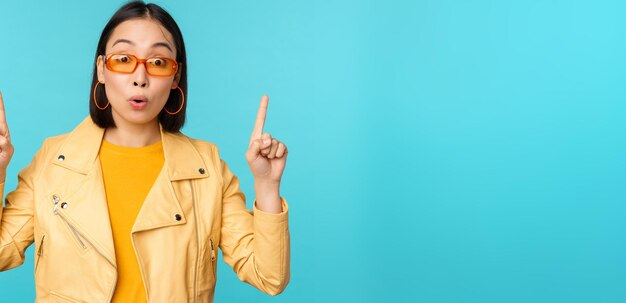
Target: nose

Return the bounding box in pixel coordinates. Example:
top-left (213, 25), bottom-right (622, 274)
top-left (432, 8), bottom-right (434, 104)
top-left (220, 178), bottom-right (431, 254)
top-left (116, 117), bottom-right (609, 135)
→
top-left (133, 81), bottom-right (147, 87)
top-left (133, 62), bottom-right (149, 88)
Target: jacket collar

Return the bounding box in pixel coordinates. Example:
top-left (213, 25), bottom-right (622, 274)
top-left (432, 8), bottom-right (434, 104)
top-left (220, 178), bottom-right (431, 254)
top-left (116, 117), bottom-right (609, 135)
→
top-left (53, 116), bottom-right (209, 180)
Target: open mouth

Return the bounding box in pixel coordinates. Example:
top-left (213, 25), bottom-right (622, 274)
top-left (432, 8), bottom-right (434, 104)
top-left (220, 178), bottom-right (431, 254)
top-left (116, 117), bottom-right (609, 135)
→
top-left (129, 95), bottom-right (148, 104)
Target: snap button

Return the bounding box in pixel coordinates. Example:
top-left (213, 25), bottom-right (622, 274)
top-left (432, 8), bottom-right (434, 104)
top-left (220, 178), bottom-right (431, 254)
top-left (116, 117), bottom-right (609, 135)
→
top-left (57, 155), bottom-right (65, 161)
top-left (175, 214), bottom-right (182, 221)
top-left (61, 202), bottom-right (68, 209)
top-left (198, 168), bottom-right (205, 174)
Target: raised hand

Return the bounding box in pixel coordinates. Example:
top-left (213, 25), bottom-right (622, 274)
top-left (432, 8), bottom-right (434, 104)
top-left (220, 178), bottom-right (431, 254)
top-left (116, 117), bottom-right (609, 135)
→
top-left (0, 91), bottom-right (14, 183)
top-left (245, 96), bottom-right (288, 184)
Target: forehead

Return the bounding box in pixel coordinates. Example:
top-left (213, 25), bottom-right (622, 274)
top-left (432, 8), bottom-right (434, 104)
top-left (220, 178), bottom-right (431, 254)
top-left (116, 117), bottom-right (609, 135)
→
top-left (106, 18), bottom-right (176, 56)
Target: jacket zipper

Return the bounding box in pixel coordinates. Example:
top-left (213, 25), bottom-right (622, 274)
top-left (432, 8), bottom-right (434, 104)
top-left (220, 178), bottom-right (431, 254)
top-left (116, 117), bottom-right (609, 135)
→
top-left (209, 238), bottom-right (216, 262)
top-left (38, 235), bottom-right (46, 256)
top-left (53, 199), bottom-right (118, 301)
top-left (53, 204), bottom-right (86, 249)
top-left (209, 238), bottom-right (217, 278)
top-left (54, 211), bottom-right (113, 264)
top-left (69, 224), bottom-right (87, 249)
top-left (35, 234), bottom-right (46, 272)
top-left (190, 180), bottom-right (200, 303)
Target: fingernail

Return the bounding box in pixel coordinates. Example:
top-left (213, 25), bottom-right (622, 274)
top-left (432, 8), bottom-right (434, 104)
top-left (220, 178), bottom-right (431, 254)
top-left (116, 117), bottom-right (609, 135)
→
top-left (263, 139), bottom-right (271, 145)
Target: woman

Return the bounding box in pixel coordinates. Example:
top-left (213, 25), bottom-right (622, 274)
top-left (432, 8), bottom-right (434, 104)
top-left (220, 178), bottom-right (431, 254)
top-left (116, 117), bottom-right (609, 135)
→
top-left (0, 1), bottom-right (290, 302)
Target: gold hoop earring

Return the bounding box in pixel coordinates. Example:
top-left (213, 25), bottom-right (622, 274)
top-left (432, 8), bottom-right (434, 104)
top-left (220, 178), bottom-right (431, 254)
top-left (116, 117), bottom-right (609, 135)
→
top-left (165, 86), bottom-right (185, 115)
top-left (93, 82), bottom-right (109, 110)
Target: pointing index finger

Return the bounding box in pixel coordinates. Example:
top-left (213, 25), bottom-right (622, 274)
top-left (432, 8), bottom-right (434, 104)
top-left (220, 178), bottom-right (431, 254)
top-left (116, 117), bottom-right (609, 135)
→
top-left (0, 91), bottom-right (8, 137)
top-left (250, 95), bottom-right (268, 141)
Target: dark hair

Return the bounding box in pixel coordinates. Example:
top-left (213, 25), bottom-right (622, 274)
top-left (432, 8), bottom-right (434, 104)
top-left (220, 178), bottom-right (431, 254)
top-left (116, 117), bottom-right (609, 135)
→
top-left (90, 1), bottom-right (187, 132)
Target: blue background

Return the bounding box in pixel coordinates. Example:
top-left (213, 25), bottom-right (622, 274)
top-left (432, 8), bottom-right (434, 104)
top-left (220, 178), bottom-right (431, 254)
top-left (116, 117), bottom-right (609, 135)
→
top-left (1, 0), bottom-right (625, 302)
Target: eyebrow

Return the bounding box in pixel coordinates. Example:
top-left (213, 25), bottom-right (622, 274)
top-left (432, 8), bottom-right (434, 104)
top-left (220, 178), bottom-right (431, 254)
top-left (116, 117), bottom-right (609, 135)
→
top-left (111, 39), bottom-right (173, 52)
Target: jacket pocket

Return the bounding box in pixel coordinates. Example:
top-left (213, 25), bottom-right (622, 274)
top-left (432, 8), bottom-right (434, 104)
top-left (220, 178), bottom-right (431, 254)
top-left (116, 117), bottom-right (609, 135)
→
top-left (66, 223), bottom-right (87, 250)
top-left (196, 236), bottom-right (218, 293)
top-left (35, 234), bottom-right (46, 274)
top-left (209, 237), bottom-right (217, 276)
top-left (49, 291), bottom-right (81, 303)
top-left (55, 212), bottom-right (88, 253)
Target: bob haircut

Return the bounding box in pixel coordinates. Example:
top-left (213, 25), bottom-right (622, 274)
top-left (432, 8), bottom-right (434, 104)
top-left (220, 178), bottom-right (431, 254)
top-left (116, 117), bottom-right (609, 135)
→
top-left (89, 1), bottom-right (187, 132)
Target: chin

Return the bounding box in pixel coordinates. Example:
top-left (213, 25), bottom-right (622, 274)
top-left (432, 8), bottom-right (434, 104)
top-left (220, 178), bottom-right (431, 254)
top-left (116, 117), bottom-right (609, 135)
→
top-left (113, 110), bottom-right (161, 126)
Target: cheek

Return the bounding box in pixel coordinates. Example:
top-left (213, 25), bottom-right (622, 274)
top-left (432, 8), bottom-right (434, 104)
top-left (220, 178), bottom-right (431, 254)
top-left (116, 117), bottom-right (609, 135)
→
top-left (152, 79), bottom-right (176, 105)
top-left (103, 76), bottom-right (128, 103)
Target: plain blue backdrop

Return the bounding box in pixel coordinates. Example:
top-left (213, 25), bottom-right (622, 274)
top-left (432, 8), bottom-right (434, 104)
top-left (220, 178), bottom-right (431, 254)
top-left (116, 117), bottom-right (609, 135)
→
top-left (1, 0), bottom-right (625, 302)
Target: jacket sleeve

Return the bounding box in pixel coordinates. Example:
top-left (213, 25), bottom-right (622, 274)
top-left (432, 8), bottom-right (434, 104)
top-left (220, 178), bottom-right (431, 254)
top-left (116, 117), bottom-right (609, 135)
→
top-left (0, 140), bottom-right (47, 271)
top-left (213, 145), bottom-right (290, 296)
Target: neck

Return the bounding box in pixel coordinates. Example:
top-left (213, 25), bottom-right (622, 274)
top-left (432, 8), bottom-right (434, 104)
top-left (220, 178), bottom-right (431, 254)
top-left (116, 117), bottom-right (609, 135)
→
top-left (103, 118), bottom-right (161, 147)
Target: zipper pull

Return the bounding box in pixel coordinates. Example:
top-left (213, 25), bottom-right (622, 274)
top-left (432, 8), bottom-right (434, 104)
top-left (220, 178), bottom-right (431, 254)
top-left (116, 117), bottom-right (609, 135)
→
top-left (52, 195), bottom-right (60, 214)
top-left (210, 239), bottom-right (216, 261)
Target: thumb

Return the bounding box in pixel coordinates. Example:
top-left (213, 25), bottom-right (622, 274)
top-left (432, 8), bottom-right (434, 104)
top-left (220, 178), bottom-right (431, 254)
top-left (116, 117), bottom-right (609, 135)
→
top-left (246, 138), bottom-right (263, 162)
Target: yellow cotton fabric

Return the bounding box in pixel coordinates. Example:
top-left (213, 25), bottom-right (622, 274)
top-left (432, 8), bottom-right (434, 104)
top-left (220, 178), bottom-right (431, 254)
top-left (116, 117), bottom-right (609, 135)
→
top-left (99, 140), bottom-right (164, 303)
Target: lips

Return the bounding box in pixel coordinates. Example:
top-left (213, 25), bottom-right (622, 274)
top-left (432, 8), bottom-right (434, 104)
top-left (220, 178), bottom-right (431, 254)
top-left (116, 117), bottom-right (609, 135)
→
top-left (128, 95), bottom-right (148, 109)
top-left (129, 95), bottom-right (148, 103)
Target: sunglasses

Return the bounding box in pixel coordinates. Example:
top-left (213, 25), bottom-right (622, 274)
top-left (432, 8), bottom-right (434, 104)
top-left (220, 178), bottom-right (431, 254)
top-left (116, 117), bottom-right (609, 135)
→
top-left (104, 54), bottom-right (179, 77)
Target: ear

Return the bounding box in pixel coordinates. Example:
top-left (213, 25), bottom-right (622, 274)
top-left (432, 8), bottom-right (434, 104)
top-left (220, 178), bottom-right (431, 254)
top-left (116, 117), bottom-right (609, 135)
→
top-left (171, 63), bottom-right (182, 89)
top-left (96, 55), bottom-right (105, 83)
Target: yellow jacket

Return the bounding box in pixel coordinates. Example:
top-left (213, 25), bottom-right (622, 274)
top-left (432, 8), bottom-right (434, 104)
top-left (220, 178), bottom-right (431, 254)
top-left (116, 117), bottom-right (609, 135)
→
top-left (0, 117), bottom-right (290, 302)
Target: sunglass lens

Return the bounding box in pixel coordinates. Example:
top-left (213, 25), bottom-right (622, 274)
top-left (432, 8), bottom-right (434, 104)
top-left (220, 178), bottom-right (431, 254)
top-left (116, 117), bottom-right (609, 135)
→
top-left (107, 54), bottom-right (137, 73)
top-left (146, 58), bottom-right (176, 76)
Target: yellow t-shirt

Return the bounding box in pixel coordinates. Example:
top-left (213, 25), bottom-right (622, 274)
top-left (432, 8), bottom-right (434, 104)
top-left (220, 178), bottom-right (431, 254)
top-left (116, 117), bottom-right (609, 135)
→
top-left (99, 140), bottom-right (164, 303)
